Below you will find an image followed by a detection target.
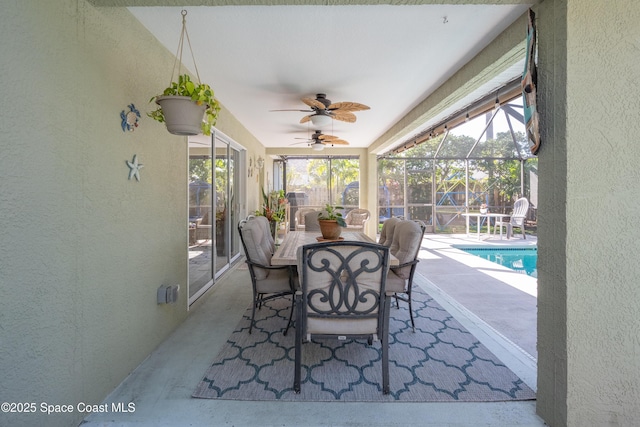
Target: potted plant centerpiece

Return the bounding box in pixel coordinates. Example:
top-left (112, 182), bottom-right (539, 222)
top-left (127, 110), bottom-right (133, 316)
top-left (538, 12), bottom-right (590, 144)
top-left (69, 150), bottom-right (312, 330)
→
top-left (148, 74), bottom-right (220, 136)
top-left (317, 203), bottom-right (347, 240)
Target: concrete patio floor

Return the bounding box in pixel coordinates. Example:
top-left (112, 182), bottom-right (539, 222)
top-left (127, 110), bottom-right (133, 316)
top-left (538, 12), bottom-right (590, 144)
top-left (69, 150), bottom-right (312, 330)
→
top-left (82, 233), bottom-right (542, 426)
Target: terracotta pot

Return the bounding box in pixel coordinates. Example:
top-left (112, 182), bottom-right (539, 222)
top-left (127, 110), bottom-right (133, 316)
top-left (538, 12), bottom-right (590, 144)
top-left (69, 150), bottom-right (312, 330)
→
top-left (319, 219), bottom-right (342, 240)
top-left (155, 95), bottom-right (205, 136)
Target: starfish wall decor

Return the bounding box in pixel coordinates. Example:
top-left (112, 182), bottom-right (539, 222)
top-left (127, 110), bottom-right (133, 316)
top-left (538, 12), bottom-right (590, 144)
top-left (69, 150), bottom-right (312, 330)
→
top-left (126, 154), bottom-right (144, 181)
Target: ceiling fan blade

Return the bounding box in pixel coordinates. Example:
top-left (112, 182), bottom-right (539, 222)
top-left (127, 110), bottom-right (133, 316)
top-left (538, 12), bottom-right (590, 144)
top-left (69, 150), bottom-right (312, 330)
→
top-left (327, 102), bottom-right (370, 112)
top-left (318, 134), bottom-right (338, 141)
top-left (270, 109), bottom-right (313, 112)
top-left (289, 141), bottom-right (310, 146)
top-left (323, 138), bottom-right (349, 145)
top-left (299, 115), bottom-right (313, 124)
top-left (302, 97), bottom-right (326, 110)
top-left (331, 111), bottom-right (357, 123)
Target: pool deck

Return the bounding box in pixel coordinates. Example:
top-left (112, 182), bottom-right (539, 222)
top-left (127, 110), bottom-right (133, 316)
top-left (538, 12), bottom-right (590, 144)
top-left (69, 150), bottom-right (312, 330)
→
top-left (416, 232), bottom-right (538, 361)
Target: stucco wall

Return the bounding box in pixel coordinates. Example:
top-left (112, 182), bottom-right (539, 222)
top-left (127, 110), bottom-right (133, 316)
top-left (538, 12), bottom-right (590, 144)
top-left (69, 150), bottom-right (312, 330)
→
top-left (215, 105), bottom-right (265, 214)
top-left (0, 2), bottom-right (211, 426)
top-left (537, 0), bottom-right (640, 425)
top-left (536, 0), bottom-right (568, 424)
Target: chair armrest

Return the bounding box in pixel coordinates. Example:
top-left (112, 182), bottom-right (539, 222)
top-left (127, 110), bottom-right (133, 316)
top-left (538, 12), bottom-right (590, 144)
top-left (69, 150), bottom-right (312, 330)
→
top-left (390, 259), bottom-right (419, 271)
top-left (245, 259), bottom-right (292, 271)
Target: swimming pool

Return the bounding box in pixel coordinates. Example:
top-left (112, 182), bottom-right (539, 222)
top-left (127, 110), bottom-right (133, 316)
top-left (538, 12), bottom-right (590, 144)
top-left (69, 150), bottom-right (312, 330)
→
top-left (454, 246), bottom-right (538, 278)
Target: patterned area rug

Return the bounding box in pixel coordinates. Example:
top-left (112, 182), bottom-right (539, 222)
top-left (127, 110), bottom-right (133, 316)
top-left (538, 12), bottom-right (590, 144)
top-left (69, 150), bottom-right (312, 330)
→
top-left (193, 287), bottom-right (536, 402)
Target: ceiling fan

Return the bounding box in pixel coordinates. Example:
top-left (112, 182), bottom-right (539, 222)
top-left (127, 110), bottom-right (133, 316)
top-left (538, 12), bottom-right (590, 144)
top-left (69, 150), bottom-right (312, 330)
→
top-left (273, 93), bottom-right (369, 126)
top-left (293, 130), bottom-right (349, 151)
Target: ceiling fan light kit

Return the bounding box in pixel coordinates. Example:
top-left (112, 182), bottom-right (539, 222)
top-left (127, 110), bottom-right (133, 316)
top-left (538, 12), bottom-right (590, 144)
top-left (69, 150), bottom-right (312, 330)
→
top-left (292, 129), bottom-right (349, 150)
top-left (309, 114), bottom-right (333, 127)
top-left (275, 93), bottom-right (368, 149)
top-left (273, 93), bottom-right (369, 129)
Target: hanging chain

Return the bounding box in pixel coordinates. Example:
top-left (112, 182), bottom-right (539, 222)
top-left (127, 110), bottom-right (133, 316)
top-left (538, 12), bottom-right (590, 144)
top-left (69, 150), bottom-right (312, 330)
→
top-left (170, 10), bottom-right (202, 86)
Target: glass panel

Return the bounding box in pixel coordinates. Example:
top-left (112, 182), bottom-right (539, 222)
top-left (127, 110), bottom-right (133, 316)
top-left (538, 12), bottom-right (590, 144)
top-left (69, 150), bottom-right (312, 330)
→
top-left (331, 158), bottom-right (360, 211)
top-left (377, 93), bottom-right (538, 236)
top-left (524, 158), bottom-right (538, 230)
top-left (229, 147), bottom-right (241, 262)
top-left (285, 158), bottom-right (314, 229)
top-left (406, 157), bottom-right (433, 225)
top-left (437, 131), bottom-right (476, 158)
top-left (377, 158), bottom-right (405, 224)
top-left (434, 159), bottom-right (466, 232)
top-left (502, 97), bottom-right (537, 159)
top-left (286, 158), bottom-right (327, 209)
top-left (189, 146), bottom-right (213, 299)
top-left (214, 139), bottom-right (228, 275)
top-left (403, 135), bottom-right (442, 159)
top-left (284, 157), bottom-right (360, 216)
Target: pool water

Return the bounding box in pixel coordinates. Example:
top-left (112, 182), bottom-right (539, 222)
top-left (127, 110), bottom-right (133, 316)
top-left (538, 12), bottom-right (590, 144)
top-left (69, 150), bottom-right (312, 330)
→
top-left (455, 246), bottom-right (538, 278)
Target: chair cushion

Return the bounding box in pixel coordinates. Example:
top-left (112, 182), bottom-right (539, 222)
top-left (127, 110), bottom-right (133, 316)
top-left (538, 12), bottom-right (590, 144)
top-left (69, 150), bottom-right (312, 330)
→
top-left (295, 208), bottom-right (315, 230)
top-left (307, 318), bottom-right (378, 335)
top-left (304, 210), bottom-right (325, 232)
top-left (254, 215), bottom-right (276, 253)
top-left (240, 218), bottom-right (274, 280)
top-left (255, 267), bottom-right (298, 293)
top-left (385, 270), bottom-right (406, 293)
top-left (389, 220), bottom-right (423, 279)
top-left (378, 217), bottom-right (400, 246)
top-left (349, 212), bottom-right (368, 226)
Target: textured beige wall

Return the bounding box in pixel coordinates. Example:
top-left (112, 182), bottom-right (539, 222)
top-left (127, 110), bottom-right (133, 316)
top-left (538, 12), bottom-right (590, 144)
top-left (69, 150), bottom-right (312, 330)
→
top-left (565, 0), bottom-right (640, 425)
top-left (215, 105), bottom-right (265, 214)
top-left (0, 2), bottom-right (248, 426)
top-left (536, 1), bottom-right (568, 424)
top-left (537, 0), bottom-right (640, 425)
top-left (4, 1), bottom-right (640, 427)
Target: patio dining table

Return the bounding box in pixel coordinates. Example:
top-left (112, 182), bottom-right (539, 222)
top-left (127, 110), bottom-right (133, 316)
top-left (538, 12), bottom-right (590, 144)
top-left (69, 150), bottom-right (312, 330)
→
top-left (271, 231), bottom-right (399, 266)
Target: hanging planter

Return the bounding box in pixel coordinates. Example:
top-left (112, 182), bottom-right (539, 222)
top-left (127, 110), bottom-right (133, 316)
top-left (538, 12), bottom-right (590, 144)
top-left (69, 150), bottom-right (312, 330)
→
top-left (153, 95), bottom-right (204, 136)
top-left (148, 10), bottom-right (220, 136)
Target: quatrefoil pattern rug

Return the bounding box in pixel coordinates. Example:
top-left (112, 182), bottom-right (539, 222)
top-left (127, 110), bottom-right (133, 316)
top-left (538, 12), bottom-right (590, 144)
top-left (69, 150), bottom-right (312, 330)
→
top-left (193, 287), bottom-right (535, 402)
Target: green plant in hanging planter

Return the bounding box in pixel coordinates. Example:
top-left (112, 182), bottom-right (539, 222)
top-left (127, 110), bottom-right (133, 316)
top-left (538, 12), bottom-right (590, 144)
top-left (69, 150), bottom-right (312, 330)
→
top-left (148, 74), bottom-right (221, 136)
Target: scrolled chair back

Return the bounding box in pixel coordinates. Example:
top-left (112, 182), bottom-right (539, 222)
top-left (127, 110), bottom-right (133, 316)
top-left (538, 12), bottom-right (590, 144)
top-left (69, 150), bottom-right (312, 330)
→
top-left (295, 240), bottom-right (392, 394)
top-left (297, 241), bottom-right (389, 335)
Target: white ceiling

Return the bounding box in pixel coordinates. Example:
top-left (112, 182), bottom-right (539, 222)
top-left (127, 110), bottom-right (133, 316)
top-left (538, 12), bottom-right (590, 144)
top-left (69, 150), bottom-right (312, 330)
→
top-left (129, 4), bottom-right (530, 151)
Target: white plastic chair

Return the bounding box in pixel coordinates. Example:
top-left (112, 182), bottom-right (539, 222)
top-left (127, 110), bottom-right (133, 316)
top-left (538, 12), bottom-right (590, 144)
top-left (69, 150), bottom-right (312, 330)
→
top-left (494, 197), bottom-right (530, 239)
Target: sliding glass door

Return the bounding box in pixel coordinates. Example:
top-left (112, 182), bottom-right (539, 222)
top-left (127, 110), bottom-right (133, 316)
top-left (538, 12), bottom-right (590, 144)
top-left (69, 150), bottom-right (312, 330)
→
top-left (188, 131), bottom-right (243, 305)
